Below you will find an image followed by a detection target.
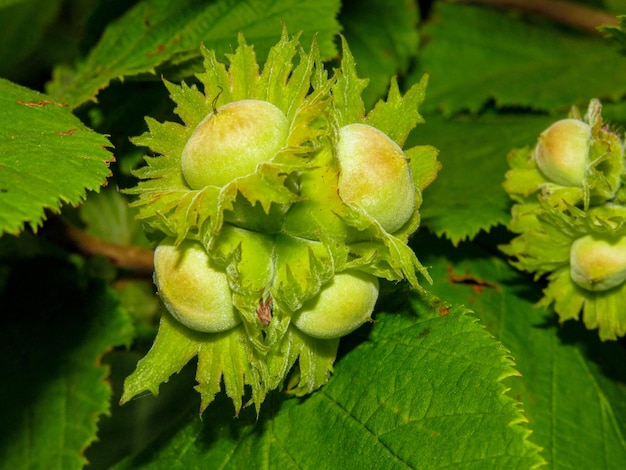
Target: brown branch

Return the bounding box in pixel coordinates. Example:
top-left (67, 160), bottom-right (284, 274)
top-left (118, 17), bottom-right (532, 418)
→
top-left (65, 224), bottom-right (154, 274)
top-left (451, 0), bottom-right (619, 34)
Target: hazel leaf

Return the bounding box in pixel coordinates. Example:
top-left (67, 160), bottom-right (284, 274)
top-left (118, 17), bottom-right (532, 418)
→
top-left (415, 111), bottom-right (555, 245)
top-left (339, 0), bottom-right (419, 109)
top-left (419, 232), bottom-right (626, 468)
top-left (415, 3), bottom-right (626, 116)
top-left (79, 186), bottom-right (150, 248)
top-left (0, 254), bottom-right (134, 470)
top-left (114, 292), bottom-right (543, 469)
top-left (0, 78), bottom-right (113, 236)
top-left (46, 0), bottom-right (341, 108)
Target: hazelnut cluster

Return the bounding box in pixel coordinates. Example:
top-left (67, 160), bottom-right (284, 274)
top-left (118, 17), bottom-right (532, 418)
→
top-left (122, 31), bottom-right (439, 411)
top-left (502, 99), bottom-right (626, 340)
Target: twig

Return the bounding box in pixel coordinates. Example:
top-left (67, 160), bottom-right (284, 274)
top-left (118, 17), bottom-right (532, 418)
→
top-left (65, 224), bottom-right (154, 274)
top-left (451, 0), bottom-right (619, 34)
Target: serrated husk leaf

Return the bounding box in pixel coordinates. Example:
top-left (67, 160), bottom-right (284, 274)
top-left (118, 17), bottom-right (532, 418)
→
top-left (502, 200), bottom-right (626, 340)
top-left (332, 35), bottom-right (368, 126)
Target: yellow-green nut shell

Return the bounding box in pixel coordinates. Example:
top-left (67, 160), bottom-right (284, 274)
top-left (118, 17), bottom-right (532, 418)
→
top-left (337, 123), bottom-right (415, 233)
top-left (570, 234), bottom-right (626, 291)
top-left (181, 99), bottom-right (289, 189)
top-left (292, 270), bottom-right (379, 339)
top-left (534, 118), bottom-right (592, 187)
top-left (154, 239), bottom-right (240, 332)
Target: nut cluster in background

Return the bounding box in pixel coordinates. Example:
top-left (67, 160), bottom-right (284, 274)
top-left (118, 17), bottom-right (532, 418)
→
top-left (502, 99), bottom-right (626, 340)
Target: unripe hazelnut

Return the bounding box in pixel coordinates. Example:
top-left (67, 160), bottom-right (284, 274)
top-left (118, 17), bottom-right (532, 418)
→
top-left (337, 123), bottom-right (415, 233)
top-left (534, 118), bottom-right (592, 187)
top-left (154, 239), bottom-right (240, 332)
top-left (292, 270), bottom-right (379, 339)
top-left (570, 234), bottom-right (626, 291)
top-left (181, 100), bottom-right (289, 189)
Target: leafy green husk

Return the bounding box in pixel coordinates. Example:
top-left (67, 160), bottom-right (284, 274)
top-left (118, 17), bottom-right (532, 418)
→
top-left (502, 202), bottom-right (626, 341)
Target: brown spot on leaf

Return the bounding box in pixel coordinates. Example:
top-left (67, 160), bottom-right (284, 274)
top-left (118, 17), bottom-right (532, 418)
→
top-left (147, 44), bottom-right (166, 58)
top-left (439, 306), bottom-right (450, 317)
top-left (54, 128), bottom-right (78, 136)
top-left (17, 99), bottom-right (65, 108)
top-left (447, 265), bottom-right (500, 294)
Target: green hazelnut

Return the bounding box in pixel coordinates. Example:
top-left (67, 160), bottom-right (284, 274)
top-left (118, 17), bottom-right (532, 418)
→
top-left (181, 99), bottom-right (289, 189)
top-left (154, 238), bottom-right (240, 332)
top-left (292, 270), bottom-right (379, 339)
top-left (570, 234), bottom-right (626, 291)
top-left (534, 118), bottom-right (592, 187)
top-left (337, 123), bottom-right (415, 233)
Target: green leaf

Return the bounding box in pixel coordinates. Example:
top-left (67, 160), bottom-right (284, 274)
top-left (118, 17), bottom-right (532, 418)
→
top-left (415, 3), bottom-right (626, 116)
top-left (79, 186), bottom-right (150, 248)
top-left (0, 0), bottom-right (33, 6)
top-left (418, 231), bottom-right (626, 468)
top-left (0, 0), bottom-right (62, 80)
top-left (415, 111), bottom-right (555, 244)
top-left (0, 78), bottom-right (114, 236)
top-left (0, 249), bottom-right (134, 470)
top-left (339, 0), bottom-right (419, 109)
top-left (115, 292), bottom-right (542, 468)
top-left (601, 15), bottom-right (626, 50)
top-left (112, 279), bottom-right (160, 340)
top-left (83, 349), bottom-right (200, 469)
top-left (46, 0), bottom-right (341, 108)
